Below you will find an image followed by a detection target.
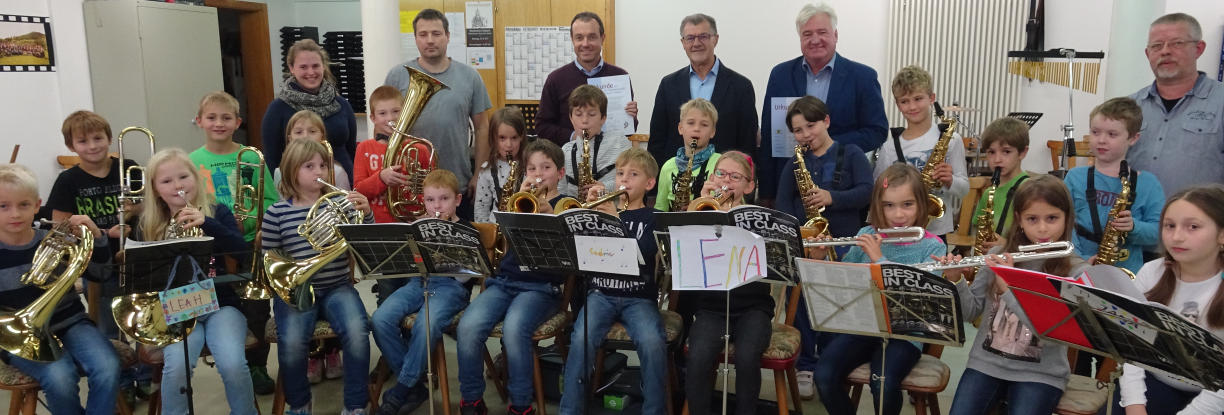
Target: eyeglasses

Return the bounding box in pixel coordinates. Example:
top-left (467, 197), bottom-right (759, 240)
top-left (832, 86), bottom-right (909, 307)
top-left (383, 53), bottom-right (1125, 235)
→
top-left (681, 33), bottom-right (715, 44)
top-left (1146, 39), bottom-right (1198, 52)
top-left (713, 169), bottom-right (748, 183)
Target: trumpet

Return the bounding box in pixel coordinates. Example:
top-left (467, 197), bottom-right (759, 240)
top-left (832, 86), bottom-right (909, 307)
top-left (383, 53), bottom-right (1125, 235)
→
top-left (912, 241), bottom-right (1075, 272)
top-left (688, 186), bottom-right (732, 211)
top-left (165, 190), bottom-right (204, 239)
top-left (802, 227), bottom-right (925, 247)
top-left (555, 186), bottom-right (628, 213)
top-left (235, 146), bottom-right (272, 300)
top-left (506, 178), bottom-right (545, 213)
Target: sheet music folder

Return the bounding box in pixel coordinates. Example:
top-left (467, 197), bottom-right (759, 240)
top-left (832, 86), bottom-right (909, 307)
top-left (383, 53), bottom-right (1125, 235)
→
top-left (121, 237), bottom-right (215, 294)
top-left (795, 259), bottom-right (965, 347)
top-left (494, 209), bottom-right (643, 281)
top-left (336, 220), bottom-right (492, 279)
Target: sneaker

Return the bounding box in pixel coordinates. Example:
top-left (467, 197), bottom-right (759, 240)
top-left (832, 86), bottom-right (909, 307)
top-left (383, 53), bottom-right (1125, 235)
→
top-left (340, 408), bottom-right (365, 415)
top-left (250, 365), bottom-right (275, 395)
top-left (325, 349), bottom-right (343, 379)
top-left (378, 383), bottom-right (428, 415)
top-left (459, 399), bottom-right (487, 415)
top-left (286, 402), bottom-right (311, 415)
top-left (508, 405), bottom-right (535, 415)
top-left (797, 370), bottom-right (815, 400)
top-left (307, 357), bottom-right (324, 384)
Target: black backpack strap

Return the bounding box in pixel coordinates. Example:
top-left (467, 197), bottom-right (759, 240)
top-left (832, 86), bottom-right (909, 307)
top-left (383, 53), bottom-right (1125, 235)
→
top-left (833, 143), bottom-right (847, 187)
top-left (1086, 166), bottom-right (1102, 239)
top-left (889, 127), bottom-right (905, 165)
top-left (996, 175), bottom-right (1029, 234)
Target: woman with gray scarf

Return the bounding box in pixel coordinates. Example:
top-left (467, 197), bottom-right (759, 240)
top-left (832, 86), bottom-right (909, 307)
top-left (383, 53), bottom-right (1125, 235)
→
top-left (261, 39), bottom-right (357, 186)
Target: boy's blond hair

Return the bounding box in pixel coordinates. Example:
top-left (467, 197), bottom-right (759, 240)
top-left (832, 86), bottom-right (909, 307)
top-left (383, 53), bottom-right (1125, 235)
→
top-left (198, 91), bottom-right (241, 117)
top-left (981, 117), bottom-right (1030, 152)
top-left (568, 84), bottom-right (608, 116)
top-left (890, 65), bottom-right (934, 97)
top-left (679, 98), bottom-right (719, 126)
top-left (286, 110), bottom-right (327, 141)
top-left (369, 85), bottom-right (404, 108)
top-left (278, 139), bottom-right (333, 199)
top-left (0, 164), bottom-right (39, 200)
top-left (615, 148), bottom-right (659, 179)
top-left (1090, 97), bottom-right (1143, 137)
top-left (61, 110), bottom-right (113, 148)
top-left (423, 169), bottom-right (461, 194)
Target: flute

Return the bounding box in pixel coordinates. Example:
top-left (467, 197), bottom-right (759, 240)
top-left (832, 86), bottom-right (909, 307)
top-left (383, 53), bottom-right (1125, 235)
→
top-left (912, 241), bottom-right (1075, 272)
top-left (802, 226), bottom-right (924, 247)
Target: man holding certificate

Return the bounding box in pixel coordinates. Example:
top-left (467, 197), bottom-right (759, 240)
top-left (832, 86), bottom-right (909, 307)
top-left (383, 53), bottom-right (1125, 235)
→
top-left (536, 11), bottom-right (638, 145)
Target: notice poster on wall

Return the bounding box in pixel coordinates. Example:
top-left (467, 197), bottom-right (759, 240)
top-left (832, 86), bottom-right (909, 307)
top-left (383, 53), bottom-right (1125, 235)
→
top-left (504, 26), bottom-right (572, 100)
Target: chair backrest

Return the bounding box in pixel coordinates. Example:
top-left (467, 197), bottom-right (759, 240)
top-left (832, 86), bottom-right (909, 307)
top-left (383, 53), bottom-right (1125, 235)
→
top-left (1047, 138), bottom-right (1095, 170)
top-left (57, 152), bottom-right (120, 169)
top-left (946, 176), bottom-right (991, 249)
top-left (627, 134), bottom-right (649, 150)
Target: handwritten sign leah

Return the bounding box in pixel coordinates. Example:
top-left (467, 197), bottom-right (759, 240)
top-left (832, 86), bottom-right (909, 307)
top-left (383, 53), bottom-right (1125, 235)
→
top-left (669, 225), bottom-right (767, 291)
top-left (158, 279), bottom-right (220, 325)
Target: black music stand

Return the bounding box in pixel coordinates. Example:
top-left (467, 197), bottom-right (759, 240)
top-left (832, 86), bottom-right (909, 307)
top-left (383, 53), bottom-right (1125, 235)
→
top-left (121, 236), bottom-right (217, 415)
top-left (995, 265), bottom-right (1224, 415)
top-left (336, 222), bottom-right (492, 415)
top-left (795, 260), bottom-right (964, 415)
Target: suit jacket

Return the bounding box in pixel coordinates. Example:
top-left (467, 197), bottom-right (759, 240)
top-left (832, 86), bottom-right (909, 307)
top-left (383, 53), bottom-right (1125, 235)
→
top-left (757, 53), bottom-right (887, 199)
top-left (648, 61), bottom-right (758, 167)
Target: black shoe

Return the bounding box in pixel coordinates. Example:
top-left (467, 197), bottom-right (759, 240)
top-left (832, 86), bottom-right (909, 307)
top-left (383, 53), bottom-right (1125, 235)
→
top-left (250, 365), bottom-right (275, 395)
top-left (378, 382), bottom-right (427, 415)
top-left (396, 384), bottom-right (429, 415)
top-left (459, 399), bottom-right (487, 415)
top-left (508, 405), bottom-right (535, 415)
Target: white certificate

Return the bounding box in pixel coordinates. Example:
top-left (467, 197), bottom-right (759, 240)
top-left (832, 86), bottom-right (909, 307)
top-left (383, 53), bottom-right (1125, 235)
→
top-left (770, 97), bottom-right (801, 158)
top-left (588, 74), bottom-right (634, 137)
top-left (574, 235), bottom-right (641, 276)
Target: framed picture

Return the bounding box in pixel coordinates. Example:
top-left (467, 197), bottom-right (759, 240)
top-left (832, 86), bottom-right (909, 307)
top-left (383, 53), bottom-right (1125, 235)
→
top-left (0, 14), bottom-right (55, 72)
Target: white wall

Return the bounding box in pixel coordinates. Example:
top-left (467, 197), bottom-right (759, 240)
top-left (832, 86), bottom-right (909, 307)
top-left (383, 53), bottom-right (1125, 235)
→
top-left (4, 0), bottom-right (92, 199)
top-left (615, 0), bottom-right (891, 140)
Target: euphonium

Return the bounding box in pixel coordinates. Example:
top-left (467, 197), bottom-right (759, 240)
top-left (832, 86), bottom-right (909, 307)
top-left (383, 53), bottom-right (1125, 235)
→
top-left (671, 139), bottom-right (698, 211)
top-left (506, 178), bottom-right (545, 213)
top-left (0, 221), bottom-right (92, 361)
top-left (555, 186), bottom-right (628, 213)
top-left (264, 178), bottom-right (365, 310)
top-left (576, 129), bottom-right (596, 188)
top-left (689, 186), bottom-right (733, 211)
top-left (497, 152), bottom-right (520, 212)
top-left (973, 167), bottom-right (1003, 258)
top-left (1096, 160), bottom-right (1137, 279)
top-left (384, 66), bottom-right (448, 221)
top-left (913, 241), bottom-right (1075, 272)
top-left (793, 144), bottom-right (830, 235)
top-left (164, 190), bottom-right (204, 239)
top-left (920, 105), bottom-right (958, 219)
top-left (235, 146), bottom-right (272, 300)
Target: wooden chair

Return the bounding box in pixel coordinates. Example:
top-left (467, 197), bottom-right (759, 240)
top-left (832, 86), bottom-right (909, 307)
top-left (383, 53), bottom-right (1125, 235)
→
top-left (681, 286), bottom-right (805, 415)
top-left (56, 152), bottom-right (120, 169)
top-left (945, 176), bottom-right (991, 250)
top-left (1047, 139), bottom-right (1095, 171)
top-left (845, 344), bottom-right (951, 415)
top-left (1056, 350), bottom-right (1118, 415)
top-left (0, 339), bottom-right (136, 415)
top-left (627, 134), bottom-right (649, 150)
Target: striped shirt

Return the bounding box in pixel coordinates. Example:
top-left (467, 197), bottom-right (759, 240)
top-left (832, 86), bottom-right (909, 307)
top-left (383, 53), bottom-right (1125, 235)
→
top-left (262, 199), bottom-right (369, 289)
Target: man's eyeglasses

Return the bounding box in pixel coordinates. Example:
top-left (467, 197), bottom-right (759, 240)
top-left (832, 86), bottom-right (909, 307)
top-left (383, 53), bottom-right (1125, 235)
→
top-left (681, 33), bottom-right (715, 44)
top-left (713, 169), bottom-right (747, 182)
top-left (1147, 39), bottom-right (1198, 52)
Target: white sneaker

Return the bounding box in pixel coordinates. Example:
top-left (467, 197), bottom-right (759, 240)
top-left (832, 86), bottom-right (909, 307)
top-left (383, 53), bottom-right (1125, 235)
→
top-left (797, 370), bottom-right (815, 400)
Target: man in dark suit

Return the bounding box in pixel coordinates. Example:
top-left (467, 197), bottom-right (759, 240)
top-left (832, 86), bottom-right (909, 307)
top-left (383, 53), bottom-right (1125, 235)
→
top-left (648, 13), bottom-right (758, 169)
top-left (757, 3), bottom-right (888, 204)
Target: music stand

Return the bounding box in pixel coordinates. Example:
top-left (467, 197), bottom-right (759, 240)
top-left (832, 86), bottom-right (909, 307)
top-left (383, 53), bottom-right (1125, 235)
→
top-left (121, 236), bottom-right (218, 415)
top-left (795, 260), bottom-right (964, 415)
top-left (337, 222), bottom-right (492, 415)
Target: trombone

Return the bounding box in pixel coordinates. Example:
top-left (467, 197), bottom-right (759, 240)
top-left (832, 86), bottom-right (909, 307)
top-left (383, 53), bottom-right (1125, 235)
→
top-left (235, 146), bottom-right (271, 300)
top-left (116, 126), bottom-right (155, 287)
top-left (802, 226), bottom-right (925, 247)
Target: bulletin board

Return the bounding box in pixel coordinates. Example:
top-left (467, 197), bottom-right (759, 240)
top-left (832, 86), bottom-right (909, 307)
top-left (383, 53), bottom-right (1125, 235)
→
top-left (397, 0), bottom-right (616, 110)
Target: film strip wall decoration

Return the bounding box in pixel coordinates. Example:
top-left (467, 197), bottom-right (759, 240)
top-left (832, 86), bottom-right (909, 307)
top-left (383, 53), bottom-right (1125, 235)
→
top-left (0, 14), bottom-right (56, 72)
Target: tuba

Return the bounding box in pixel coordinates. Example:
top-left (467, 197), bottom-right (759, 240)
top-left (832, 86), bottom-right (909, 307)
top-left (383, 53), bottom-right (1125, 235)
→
top-left (920, 103), bottom-right (957, 219)
top-left (973, 167), bottom-right (1003, 258)
top-left (1095, 160), bottom-right (1137, 279)
top-left (555, 186), bottom-right (628, 213)
top-left (384, 66), bottom-right (448, 221)
top-left (671, 139), bottom-right (698, 211)
top-left (263, 178), bottom-right (365, 310)
top-left (235, 146), bottom-right (272, 299)
top-left (0, 221), bottom-right (93, 361)
top-left (505, 178), bottom-right (545, 213)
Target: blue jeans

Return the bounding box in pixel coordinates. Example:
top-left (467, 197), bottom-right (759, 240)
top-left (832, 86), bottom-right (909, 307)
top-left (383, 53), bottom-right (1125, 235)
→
top-left (8, 320), bottom-right (119, 415)
top-left (813, 334), bottom-right (921, 415)
top-left (160, 306), bottom-right (255, 415)
top-left (560, 292), bottom-right (667, 415)
top-left (273, 284), bottom-right (371, 410)
top-left (1103, 373), bottom-right (1200, 415)
top-left (949, 368), bottom-right (1063, 415)
top-left (456, 277), bottom-right (559, 406)
top-left (371, 277), bottom-right (469, 387)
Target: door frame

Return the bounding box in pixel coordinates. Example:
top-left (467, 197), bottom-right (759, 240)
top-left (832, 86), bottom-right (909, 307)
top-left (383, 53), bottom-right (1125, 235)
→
top-left (205, 0), bottom-right (273, 149)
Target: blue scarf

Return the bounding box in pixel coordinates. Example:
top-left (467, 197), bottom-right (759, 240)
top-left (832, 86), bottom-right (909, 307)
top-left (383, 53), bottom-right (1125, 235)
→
top-left (675, 144), bottom-right (716, 171)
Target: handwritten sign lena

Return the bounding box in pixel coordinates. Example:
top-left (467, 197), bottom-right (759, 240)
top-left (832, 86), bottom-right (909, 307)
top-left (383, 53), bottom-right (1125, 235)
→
top-left (669, 225), bottom-right (767, 291)
top-left (159, 279), bottom-right (220, 325)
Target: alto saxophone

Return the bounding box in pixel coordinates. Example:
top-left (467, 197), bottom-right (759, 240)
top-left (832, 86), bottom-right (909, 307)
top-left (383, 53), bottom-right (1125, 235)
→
top-left (973, 167), bottom-right (1003, 258)
top-left (497, 152), bottom-right (520, 212)
top-left (793, 144), bottom-right (829, 235)
top-left (1095, 161), bottom-right (1136, 278)
top-left (920, 110), bottom-right (958, 218)
top-left (576, 129), bottom-right (596, 188)
top-left (671, 139), bottom-right (698, 211)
